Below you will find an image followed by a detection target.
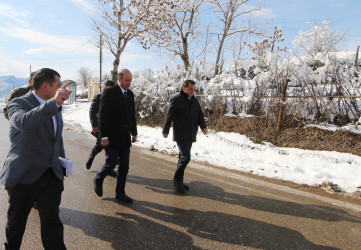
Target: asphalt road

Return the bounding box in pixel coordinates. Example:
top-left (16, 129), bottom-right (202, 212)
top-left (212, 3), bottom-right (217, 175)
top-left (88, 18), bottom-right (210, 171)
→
top-left (1, 114), bottom-right (361, 249)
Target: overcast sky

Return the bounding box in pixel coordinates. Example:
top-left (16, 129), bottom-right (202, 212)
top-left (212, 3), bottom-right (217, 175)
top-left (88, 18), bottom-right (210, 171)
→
top-left (0, 0), bottom-right (360, 81)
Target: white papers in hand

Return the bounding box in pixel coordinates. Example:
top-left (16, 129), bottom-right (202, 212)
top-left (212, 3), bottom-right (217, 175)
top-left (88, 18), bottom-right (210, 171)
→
top-left (59, 157), bottom-right (73, 176)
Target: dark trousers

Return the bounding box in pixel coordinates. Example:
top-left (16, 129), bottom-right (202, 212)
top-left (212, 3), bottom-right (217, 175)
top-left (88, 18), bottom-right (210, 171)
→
top-left (95, 147), bottom-right (130, 196)
top-left (4, 168), bottom-right (65, 250)
top-left (89, 132), bottom-right (103, 158)
top-left (174, 141), bottom-right (192, 182)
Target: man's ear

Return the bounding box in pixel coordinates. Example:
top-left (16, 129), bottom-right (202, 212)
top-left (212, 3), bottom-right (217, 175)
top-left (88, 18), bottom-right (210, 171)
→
top-left (41, 82), bottom-right (48, 91)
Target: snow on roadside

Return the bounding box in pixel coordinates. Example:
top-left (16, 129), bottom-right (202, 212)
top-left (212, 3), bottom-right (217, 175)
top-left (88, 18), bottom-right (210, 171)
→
top-left (62, 101), bottom-right (361, 194)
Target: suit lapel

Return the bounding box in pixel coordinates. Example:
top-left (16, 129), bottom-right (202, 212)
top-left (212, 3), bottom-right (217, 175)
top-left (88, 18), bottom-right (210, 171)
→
top-left (54, 112), bottom-right (62, 139)
top-left (114, 85), bottom-right (125, 105)
top-left (27, 91), bottom-right (40, 107)
top-left (27, 92), bottom-right (55, 140)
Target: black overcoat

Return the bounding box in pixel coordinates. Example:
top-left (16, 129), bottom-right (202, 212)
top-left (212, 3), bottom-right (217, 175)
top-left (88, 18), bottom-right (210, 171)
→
top-left (162, 89), bottom-right (207, 143)
top-left (98, 85), bottom-right (137, 148)
top-left (89, 93), bottom-right (101, 128)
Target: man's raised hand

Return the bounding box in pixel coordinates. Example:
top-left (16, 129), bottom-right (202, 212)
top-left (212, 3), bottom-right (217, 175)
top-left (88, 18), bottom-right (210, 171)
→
top-left (55, 81), bottom-right (72, 105)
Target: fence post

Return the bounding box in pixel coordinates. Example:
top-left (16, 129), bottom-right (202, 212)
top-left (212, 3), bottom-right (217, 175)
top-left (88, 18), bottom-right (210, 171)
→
top-left (355, 45), bottom-right (359, 70)
top-left (276, 79), bottom-right (290, 133)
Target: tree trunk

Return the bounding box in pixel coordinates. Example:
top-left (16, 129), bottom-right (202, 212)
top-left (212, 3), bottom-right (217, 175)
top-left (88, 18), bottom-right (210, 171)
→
top-left (111, 56), bottom-right (120, 82)
top-left (182, 39), bottom-right (190, 72)
top-left (111, 8), bottom-right (123, 82)
top-left (214, 35), bottom-right (226, 77)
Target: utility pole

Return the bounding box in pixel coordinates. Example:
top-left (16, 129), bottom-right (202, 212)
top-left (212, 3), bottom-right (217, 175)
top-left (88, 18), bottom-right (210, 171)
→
top-left (99, 34), bottom-right (103, 92)
top-left (30, 65), bottom-right (32, 75)
top-left (203, 25), bottom-right (209, 70)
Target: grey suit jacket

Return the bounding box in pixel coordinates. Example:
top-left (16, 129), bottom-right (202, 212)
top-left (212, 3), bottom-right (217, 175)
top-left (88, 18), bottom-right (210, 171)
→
top-left (0, 91), bottom-right (65, 188)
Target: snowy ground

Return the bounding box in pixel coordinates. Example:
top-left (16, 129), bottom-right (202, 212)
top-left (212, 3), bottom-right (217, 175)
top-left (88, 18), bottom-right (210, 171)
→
top-left (62, 101), bottom-right (361, 194)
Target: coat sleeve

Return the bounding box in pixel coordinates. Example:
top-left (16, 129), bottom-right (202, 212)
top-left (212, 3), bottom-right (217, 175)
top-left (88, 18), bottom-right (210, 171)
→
top-left (197, 101), bottom-right (207, 130)
top-left (8, 98), bottom-right (59, 133)
top-left (89, 94), bottom-right (100, 128)
top-left (162, 97), bottom-right (177, 134)
top-left (130, 92), bottom-right (138, 136)
top-left (98, 89), bottom-right (111, 139)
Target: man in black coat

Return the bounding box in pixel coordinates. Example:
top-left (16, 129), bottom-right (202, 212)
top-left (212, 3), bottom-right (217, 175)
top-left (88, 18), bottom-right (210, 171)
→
top-left (162, 80), bottom-right (208, 194)
top-left (86, 80), bottom-right (116, 177)
top-left (94, 69), bottom-right (137, 203)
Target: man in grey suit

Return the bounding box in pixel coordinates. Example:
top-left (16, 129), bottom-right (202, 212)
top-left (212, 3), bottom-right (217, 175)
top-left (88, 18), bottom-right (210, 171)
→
top-left (0, 68), bottom-right (72, 250)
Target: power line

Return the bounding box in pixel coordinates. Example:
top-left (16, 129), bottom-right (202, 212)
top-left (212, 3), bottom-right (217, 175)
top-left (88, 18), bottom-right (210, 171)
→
top-left (0, 56), bottom-right (98, 60)
top-left (265, 16), bottom-right (361, 25)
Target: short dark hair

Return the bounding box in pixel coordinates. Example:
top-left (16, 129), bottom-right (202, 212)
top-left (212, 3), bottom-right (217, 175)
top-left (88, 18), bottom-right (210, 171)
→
top-left (104, 80), bottom-right (115, 87)
top-left (182, 79), bottom-right (196, 88)
top-left (32, 68), bottom-right (60, 90)
top-left (29, 71), bottom-right (36, 79)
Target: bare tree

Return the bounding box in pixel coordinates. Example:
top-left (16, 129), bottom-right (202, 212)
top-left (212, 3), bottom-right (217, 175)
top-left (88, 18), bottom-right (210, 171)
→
top-left (209, 0), bottom-right (262, 77)
top-left (102, 71), bottom-right (112, 82)
top-left (146, 0), bottom-right (205, 72)
top-left (78, 67), bottom-right (94, 88)
top-left (91, 0), bottom-right (177, 81)
top-left (292, 20), bottom-right (344, 61)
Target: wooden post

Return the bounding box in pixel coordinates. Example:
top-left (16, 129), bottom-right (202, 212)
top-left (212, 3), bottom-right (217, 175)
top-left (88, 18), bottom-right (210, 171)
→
top-left (355, 45), bottom-right (360, 129)
top-left (276, 79), bottom-right (290, 133)
top-left (354, 45), bottom-right (359, 70)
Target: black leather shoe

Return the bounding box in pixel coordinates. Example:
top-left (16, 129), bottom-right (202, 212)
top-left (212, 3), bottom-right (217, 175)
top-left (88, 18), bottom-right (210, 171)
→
top-left (182, 183), bottom-right (189, 190)
top-left (173, 180), bottom-right (185, 194)
top-left (109, 170), bottom-right (117, 177)
top-left (94, 179), bottom-right (103, 197)
top-left (86, 157), bottom-right (94, 169)
top-left (116, 194), bottom-right (133, 203)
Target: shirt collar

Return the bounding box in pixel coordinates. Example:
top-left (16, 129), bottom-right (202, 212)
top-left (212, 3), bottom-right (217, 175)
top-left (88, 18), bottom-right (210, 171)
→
top-left (119, 85), bottom-right (126, 94)
top-left (32, 91), bottom-right (46, 105)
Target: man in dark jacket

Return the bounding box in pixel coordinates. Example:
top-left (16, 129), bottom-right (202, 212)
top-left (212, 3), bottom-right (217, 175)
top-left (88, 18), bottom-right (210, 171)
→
top-left (162, 80), bottom-right (208, 194)
top-left (94, 69), bottom-right (137, 203)
top-left (86, 80), bottom-right (116, 178)
top-left (3, 71), bottom-right (36, 120)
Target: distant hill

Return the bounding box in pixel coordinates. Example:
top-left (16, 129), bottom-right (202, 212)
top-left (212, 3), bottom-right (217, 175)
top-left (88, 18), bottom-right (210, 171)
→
top-left (0, 75), bottom-right (28, 99)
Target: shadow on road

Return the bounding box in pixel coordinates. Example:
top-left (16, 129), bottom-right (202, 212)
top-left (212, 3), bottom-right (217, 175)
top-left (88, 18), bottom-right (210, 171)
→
top-left (127, 175), bottom-right (361, 224)
top-left (60, 207), bottom-right (200, 249)
top-left (123, 200), bottom-right (338, 250)
top-left (61, 199), bottom-right (337, 250)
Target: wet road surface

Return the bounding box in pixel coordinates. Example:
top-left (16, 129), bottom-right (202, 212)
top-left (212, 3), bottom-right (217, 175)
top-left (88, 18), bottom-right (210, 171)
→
top-left (1, 116), bottom-right (361, 249)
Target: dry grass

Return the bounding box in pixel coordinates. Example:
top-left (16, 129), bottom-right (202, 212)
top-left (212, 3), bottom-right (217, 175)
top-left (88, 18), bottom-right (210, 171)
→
top-left (206, 114), bottom-right (361, 157)
top-left (138, 111), bottom-right (361, 157)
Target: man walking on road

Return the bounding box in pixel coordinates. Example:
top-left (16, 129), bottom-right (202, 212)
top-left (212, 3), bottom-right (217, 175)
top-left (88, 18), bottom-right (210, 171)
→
top-left (86, 80), bottom-right (116, 177)
top-left (162, 79), bottom-right (208, 194)
top-left (0, 68), bottom-right (72, 250)
top-left (94, 69), bottom-right (137, 203)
